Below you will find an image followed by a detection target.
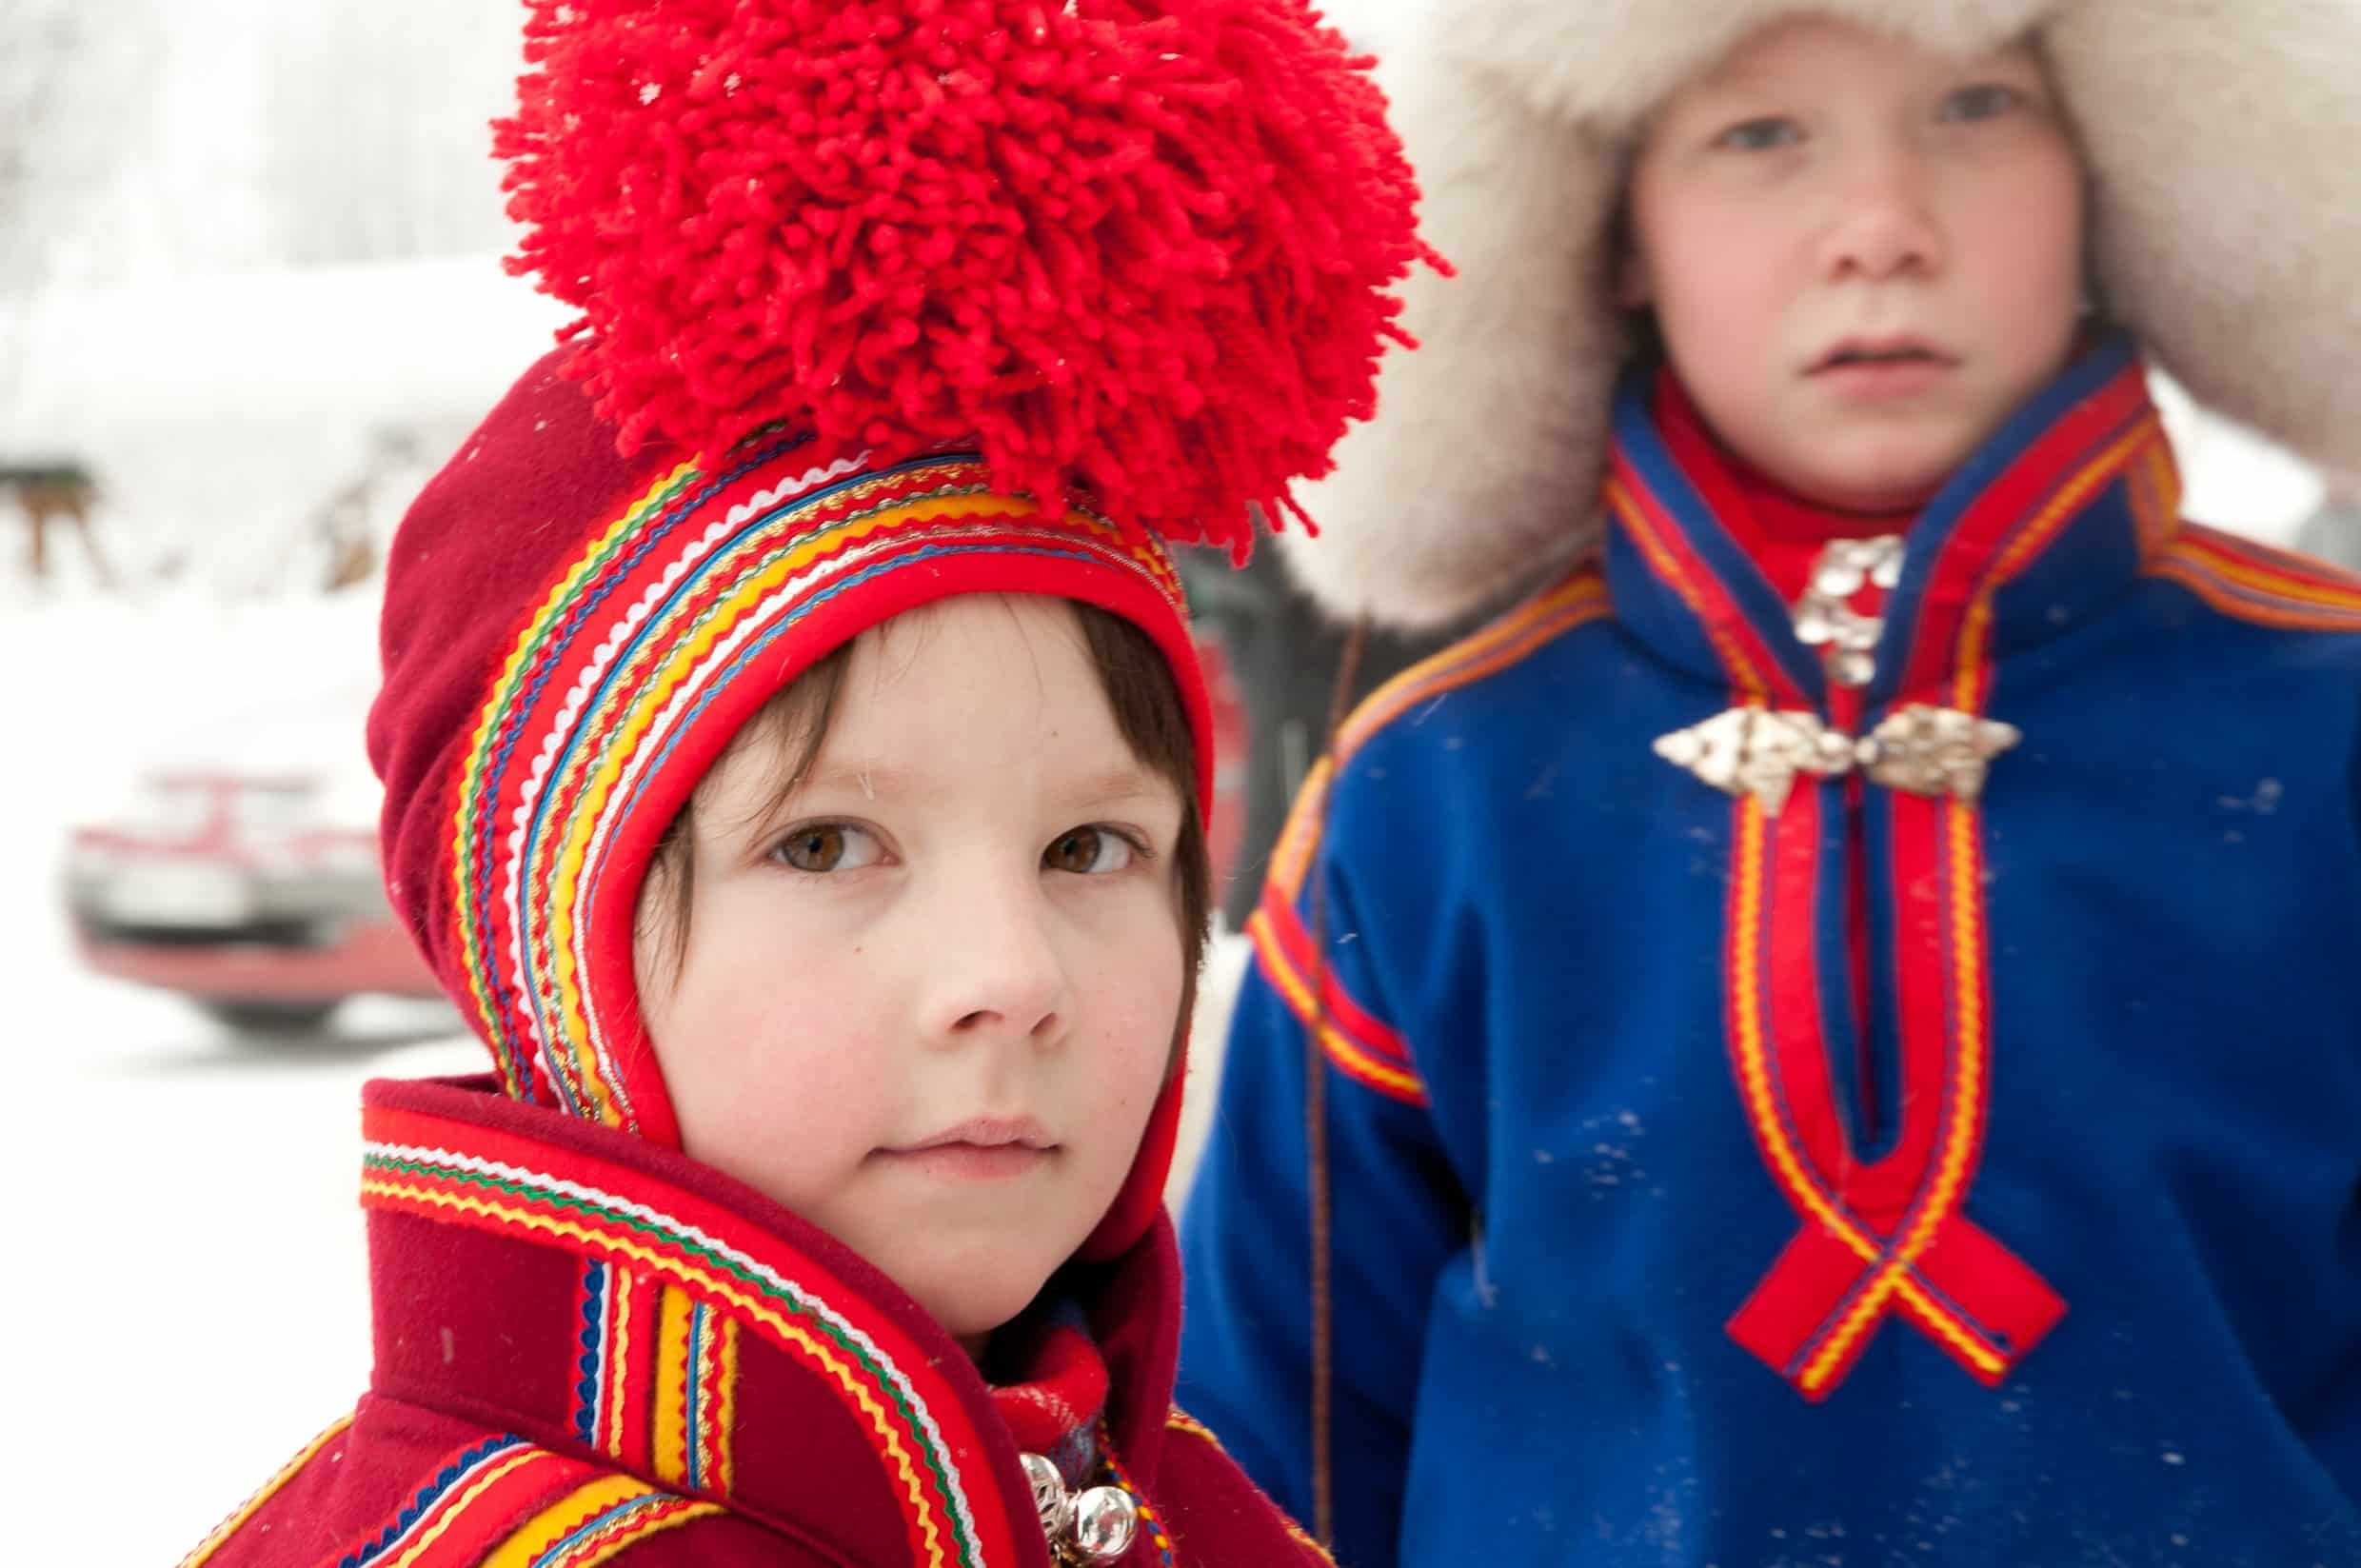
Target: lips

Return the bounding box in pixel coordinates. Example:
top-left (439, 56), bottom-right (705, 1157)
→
top-left (892, 1116), bottom-right (1053, 1154)
top-left (878, 1116), bottom-right (1059, 1181)
top-left (1809, 336), bottom-right (1957, 374)
top-left (878, 1119), bottom-right (1056, 1181)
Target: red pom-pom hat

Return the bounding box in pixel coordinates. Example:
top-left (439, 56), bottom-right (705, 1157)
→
top-left (495, 0), bottom-right (1439, 553)
top-left (370, 0), bottom-right (1433, 1263)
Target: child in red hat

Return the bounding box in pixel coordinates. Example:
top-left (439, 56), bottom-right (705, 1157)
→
top-left (179, 2), bottom-right (1431, 1564)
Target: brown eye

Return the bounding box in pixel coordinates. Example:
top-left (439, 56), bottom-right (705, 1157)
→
top-left (773, 823), bottom-right (882, 873)
top-left (1044, 826), bottom-right (1136, 875)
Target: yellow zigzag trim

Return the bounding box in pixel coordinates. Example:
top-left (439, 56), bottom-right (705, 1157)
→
top-left (1725, 798), bottom-right (2004, 1389)
top-left (1267, 570), bottom-right (1610, 904)
top-left (1604, 482), bottom-right (1772, 701)
top-left (2151, 530), bottom-right (2361, 629)
top-left (483, 1475), bottom-right (701, 1568)
top-left (384, 1446), bottom-right (577, 1568)
top-left (453, 461), bottom-right (696, 1094)
top-left (545, 1499), bottom-right (724, 1568)
top-left (537, 490), bottom-right (1052, 1121)
top-left (599, 1265), bottom-right (640, 1462)
top-left (707, 1316), bottom-right (741, 1498)
top-left (482, 1475), bottom-right (649, 1568)
top-left (1247, 907), bottom-right (1424, 1102)
top-left (363, 1177), bottom-right (957, 1568)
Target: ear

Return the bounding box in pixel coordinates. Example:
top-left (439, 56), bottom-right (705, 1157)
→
top-left (1617, 241), bottom-right (1654, 308)
top-left (1609, 185), bottom-right (1653, 308)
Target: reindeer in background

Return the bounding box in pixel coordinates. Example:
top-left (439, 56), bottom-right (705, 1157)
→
top-left (2, 461), bottom-right (112, 586)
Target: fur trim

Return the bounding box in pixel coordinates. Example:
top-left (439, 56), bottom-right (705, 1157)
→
top-left (1286, 0), bottom-right (2361, 629)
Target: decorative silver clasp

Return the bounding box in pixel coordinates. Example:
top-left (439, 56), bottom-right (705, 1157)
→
top-left (1794, 535), bottom-right (1904, 688)
top-left (1653, 705), bottom-right (2021, 813)
top-left (1022, 1452), bottom-right (1141, 1565)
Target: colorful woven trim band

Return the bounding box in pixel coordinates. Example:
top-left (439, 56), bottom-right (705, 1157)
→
top-left (446, 442), bottom-right (1185, 1132)
top-left (361, 1101), bottom-right (1026, 1568)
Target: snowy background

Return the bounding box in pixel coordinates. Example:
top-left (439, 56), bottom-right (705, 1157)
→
top-left (0, 1), bottom-right (2331, 1561)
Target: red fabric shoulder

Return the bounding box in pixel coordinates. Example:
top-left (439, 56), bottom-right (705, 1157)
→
top-left (1150, 1409), bottom-right (1334, 1566)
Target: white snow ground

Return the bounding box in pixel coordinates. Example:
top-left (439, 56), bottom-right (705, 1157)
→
top-left (1, 586), bottom-right (483, 1564)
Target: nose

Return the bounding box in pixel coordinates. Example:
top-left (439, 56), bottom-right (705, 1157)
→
top-left (1816, 139), bottom-right (1943, 283)
top-left (919, 872), bottom-right (1068, 1046)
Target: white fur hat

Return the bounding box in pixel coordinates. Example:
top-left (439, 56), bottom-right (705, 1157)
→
top-left (1288, 0), bottom-right (2361, 629)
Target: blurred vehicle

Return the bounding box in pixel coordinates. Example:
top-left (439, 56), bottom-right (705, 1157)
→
top-left (63, 665), bottom-right (444, 1034)
top-left (62, 765), bottom-right (435, 1032)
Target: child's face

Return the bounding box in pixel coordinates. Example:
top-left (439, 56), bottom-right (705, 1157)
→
top-left (1623, 15), bottom-right (2088, 511)
top-left (633, 595), bottom-right (1188, 1348)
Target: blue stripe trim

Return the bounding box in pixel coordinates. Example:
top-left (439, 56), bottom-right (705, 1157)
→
top-left (684, 1302), bottom-right (706, 1492)
top-left (336, 1433), bottom-right (527, 1568)
top-left (572, 1258), bottom-right (606, 1448)
top-left (530, 1491), bottom-right (677, 1567)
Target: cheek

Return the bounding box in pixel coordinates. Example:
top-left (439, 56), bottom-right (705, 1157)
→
top-left (1636, 185), bottom-right (1792, 347)
top-left (1963, 146), bottom-right (2087, 320)
top-left (1070, 899), bottom-right (1186, 1100)
top-left (652, 885), bottom-right (895, 1194)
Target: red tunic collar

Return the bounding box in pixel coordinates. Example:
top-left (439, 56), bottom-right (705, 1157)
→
top-left (1603, 334), bottom-right (2180, 712)
top-left (1648, 370), bottom-right (1915, 605)
top-left (359, 1075), bottom-right (1182, 1567)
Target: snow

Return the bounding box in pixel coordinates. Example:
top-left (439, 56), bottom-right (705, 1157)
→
top-left (1, 586), bottom-right (484, 1562)
top-left (2150, 372), bottom-right (2324, 545)
top-left (0, 255), bottom-right (572, 592)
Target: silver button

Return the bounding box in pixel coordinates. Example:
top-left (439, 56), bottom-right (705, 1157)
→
top-left (1022, 1453), bottom-right (1071, 1541)
top-left (1071, 1486), bottom-right (1141, 1564)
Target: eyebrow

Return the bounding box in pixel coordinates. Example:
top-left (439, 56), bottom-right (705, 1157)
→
top-left (802, 763), bottom-right (912, 803)
top-left (787, 763), bottom-right (1177, 809)
top-left (1061, 766), bottom-right (1180, 809)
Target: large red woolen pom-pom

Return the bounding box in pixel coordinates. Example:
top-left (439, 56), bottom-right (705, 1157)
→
top-left (493, 0), bottom-right (1438, 557)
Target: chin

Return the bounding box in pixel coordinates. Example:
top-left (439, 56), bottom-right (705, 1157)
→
top-left (892, 1244), bottom-right (1061, 1342)
top-left (1798, 433), bottom-right (1971, 514)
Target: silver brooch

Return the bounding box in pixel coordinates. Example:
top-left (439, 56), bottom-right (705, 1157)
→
top-left (1794, 535), bottom-right (1903, 688)
top-left (1022, 1453), bottom-right (1141, 1565)
top-left (1653, 705), bottom-right (2021, 812)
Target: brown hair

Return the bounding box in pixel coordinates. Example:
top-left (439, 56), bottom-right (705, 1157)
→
top-left (637, 599), bottom-right (1211, 1052)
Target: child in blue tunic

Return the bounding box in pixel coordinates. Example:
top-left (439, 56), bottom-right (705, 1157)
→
top-left (1177, 4), bottom-right (2361, 1565)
